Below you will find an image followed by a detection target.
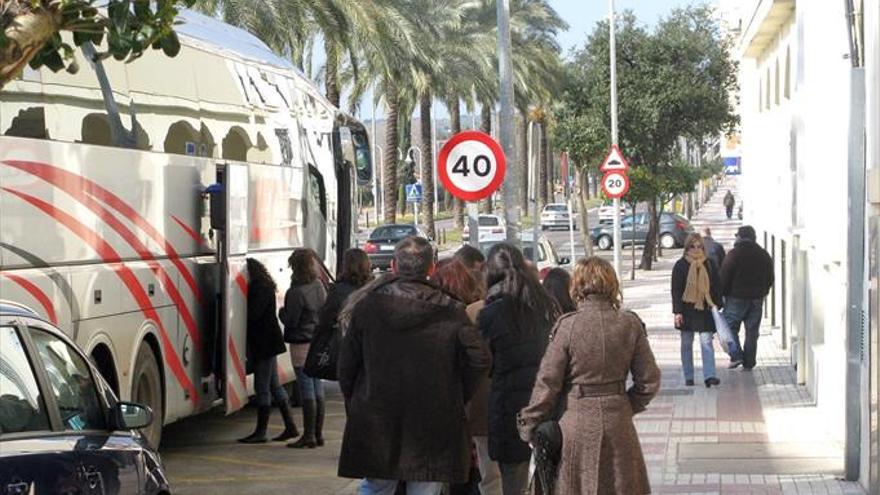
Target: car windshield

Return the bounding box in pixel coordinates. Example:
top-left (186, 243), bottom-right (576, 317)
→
top-left (479, 217), bottom-right (500, 227)
top-left (370, 226), bottom-right (415, 239)
top-left (544, 205), bottom-right (567, 212)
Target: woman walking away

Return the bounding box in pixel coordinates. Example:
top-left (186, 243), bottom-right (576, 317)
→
top-left (671, 233), bottom-right (723, 388)
top-left (518, 257), bottom-right (661, 495)
top-left (238, 258), bottom-right (299, 443)
top-left (542, 268), bottom-right (576, 314)
top-left (432, 258), bottom-right (499, 495)
top-left (479, 243), bottom-right (560, 495)
top-left (279, 249), bottom-right (327, 448)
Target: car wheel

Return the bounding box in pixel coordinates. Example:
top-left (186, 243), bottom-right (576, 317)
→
top-left (597, 235), bottom-right (612, 251)
top-left (132, 343), bottom-right (163, 448)
top-left (660, 233), bottom-right (676, 249)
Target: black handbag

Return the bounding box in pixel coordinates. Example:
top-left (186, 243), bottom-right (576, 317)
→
top-left (533, 420), bottom-right (562, 495)
top-left (303, 326), bottom-right (340, 380)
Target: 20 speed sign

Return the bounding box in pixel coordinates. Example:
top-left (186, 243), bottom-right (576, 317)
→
top-left (601, 171), bottom-right (630, 199)
top-left (438, 131), bottom-right (506, 201)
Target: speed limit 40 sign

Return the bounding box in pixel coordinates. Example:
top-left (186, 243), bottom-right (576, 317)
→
top-left (438, 131), bottom-right (506, 201)
top-left (601, 171), bottom-right (630, 199)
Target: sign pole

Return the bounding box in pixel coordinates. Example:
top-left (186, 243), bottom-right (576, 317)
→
top-left (609, 0), bottom-right (622, 278)
top-left (467, 202), bottom-right (479, 248)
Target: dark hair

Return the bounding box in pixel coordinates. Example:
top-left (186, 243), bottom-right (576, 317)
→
top-left (542, 268), bottom-right (576, 313)
top-left (736, 225), bottom-right (757, 241)
top-left (570, 256), bottom-right (621, 309)
top-left (432, 258), bottom-right (484, 304)
top-left (340, 248), bottom-right (373, 287)
top-left (485, 242), bottom-right (560, 330)
top-left (289, 248), bottom-right (318, 285)
top-left (246, 257), bottom-right (276, 291)
top-left (393, 236), bottom-right (434, 278)
top-left (454, 245), bottom-right (485, 271)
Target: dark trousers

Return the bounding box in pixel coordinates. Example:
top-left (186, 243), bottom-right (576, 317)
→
top-left (725, 205), bottom-right (734, 219)
top-left (254, 355), bottom-right (288, 406)
top-left (723, 297), bottom-right (764, 368)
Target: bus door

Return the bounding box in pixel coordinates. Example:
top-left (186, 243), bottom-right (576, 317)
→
top-left (212, 163), bottom-right (250, 415)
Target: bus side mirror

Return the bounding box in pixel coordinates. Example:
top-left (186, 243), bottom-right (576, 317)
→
top-left (205, 183), bottom-right (225, 230)
top-left (352, 130), bottom-right (372, 186)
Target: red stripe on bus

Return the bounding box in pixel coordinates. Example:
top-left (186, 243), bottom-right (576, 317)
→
top-left (171, 215), bottom-right (208, 248)
top-left (227, 336), bottom-right (247, 388)
top-left (2, 160), bottom-right (205, 304)
top-left (235, 270), bottom-right (248, 297)
top-left (3, 187), bottom-right (199, 406)
top-left (0, 272), bottom-right (58, 324)
top-left (226, 382), bottom-right (241, 412)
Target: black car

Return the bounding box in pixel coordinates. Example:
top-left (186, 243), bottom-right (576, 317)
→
top-left (364, 224), bottom-right (435, 270)
top-left (590, 212), bottom-right (694, 250)
top-left (0, 301), bottom-right (170, 495)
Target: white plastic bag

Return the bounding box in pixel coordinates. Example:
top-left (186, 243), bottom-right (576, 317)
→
top-left (712, 306), bottom-right (734, 354)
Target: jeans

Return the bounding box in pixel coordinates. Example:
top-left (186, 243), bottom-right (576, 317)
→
top-left (680, 331), bottom-right (716, 381)
top-left (359, 479), bottom-right (442, 495)
top-left (253, 356), bottom-right (288, 407)
top-left (725, 205), bottom-right (733, 218)
top-left (474, 436), bottom-right (502, 495)
top-left (498, 462), bottom-right (529, 495)
top-left (723, 297), bottom-right (764, 368)
top-left (294, 366), bottom-right (325, 401)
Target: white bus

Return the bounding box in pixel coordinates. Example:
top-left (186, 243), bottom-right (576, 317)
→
top-left (0, 10), bottom-right (371, 447)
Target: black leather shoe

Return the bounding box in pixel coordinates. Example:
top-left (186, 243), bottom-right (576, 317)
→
top-left (685, 379), bottom-right (695, 386)
top-left (705, 377), bottom-right (721, 388)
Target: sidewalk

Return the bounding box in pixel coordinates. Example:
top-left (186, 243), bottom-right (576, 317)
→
top-left (625, 177), bottom-right (864, 495)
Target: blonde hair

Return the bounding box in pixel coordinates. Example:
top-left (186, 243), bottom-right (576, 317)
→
top-left (570, 256), bottom-right (622, 309)
top-left (683, 232), bottom-right (704, 252)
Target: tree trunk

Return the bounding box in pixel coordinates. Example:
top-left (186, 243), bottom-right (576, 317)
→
top-left (0, 10), bottom-right (60, 90)
top-left (383, 84), bottom-right (399, 224)
top-left (518, 108), bottom-right (529, 212)
top-left (448, 96), bottom-right (465, 229)
top-left (639, 198), bottom-right (659, 270)
top-left (419, 93), bottom-right (435, 238)
top-left (577, 168), bottom-right (594, 258)
top-left (539, 122), bottom-right (549, 207)
top-left (480, 103), bottom-right (493, 214)
top-left (324, 40), bottom-right (340, 108)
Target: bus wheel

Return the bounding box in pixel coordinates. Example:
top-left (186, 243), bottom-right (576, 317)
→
top-left (132, 344), bottom-right (163, 448)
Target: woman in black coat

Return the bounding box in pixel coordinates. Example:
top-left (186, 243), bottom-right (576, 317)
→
top-left (671, 233), bottom-right (723, 388)
top-left (238, 258), bottom-right (298, 443)
top-left (478, 243), bottom-right (560, 495)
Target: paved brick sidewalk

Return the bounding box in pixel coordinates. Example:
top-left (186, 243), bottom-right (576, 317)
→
top-left (622, 178), bottom-right (864, 495)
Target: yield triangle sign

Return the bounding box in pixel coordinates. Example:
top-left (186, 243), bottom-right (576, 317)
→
top-left (600, 144), bottom-right (629, 172)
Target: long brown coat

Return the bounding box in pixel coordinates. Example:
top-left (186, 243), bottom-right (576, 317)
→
top-left (518, 296), bottom-right (661, 495)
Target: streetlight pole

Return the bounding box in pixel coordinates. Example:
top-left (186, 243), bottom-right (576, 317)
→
top-left (371, 100), bottom-right (380, 223)
top-left (497, 0), bottom-right (520, 245)
top-left (431, 99), bottom-right (439, 216)
top-left (609, 0), bottom-right (622, 278)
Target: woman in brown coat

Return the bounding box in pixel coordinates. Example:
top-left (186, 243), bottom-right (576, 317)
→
top-left (518, 257), bottom-right (661, 495)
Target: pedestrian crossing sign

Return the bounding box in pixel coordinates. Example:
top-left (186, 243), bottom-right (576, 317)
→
top-left (406, 184), bottom-right (422, 203)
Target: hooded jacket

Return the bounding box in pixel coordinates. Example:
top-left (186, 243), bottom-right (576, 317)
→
top-left (337, 275), bottom-right (491, 483)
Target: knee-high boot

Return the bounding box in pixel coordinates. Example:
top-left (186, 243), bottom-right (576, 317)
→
top-left (272, 401), bottom-right (299, 441)
top-left (287, 399), bottom-right (317, 448)
top-left (315, 397), bottom-right (325, 446)
top-left (238, 406), bottom-right (270, 444)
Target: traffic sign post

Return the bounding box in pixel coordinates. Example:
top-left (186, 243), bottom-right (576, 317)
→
top-left (406, 184), bottom-right (423, 226)
top-left (600, 144), bottom-right (630, 172)
top-left (438, 131), bottom-right (507, 248)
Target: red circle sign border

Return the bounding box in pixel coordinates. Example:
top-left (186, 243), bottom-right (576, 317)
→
top-left (437, 130), bottom-right (507, 202)
top-left (601, 171), bottom-right (630, 199)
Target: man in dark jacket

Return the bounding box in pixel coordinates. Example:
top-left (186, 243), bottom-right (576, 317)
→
top-left (720, 226), bottom-right (774, 370)
top-left (337, 236), bottom-right (491, 495)
top-left (723, 190), bottom-right (736, 219)
top-left (702, 227), bottom-right (726, 270)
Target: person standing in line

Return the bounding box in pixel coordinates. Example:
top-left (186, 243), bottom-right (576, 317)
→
top-left (337, 237), bottom-right (491, 495)
top-left (702, 227), bottom-right (726, 271)
top-left (518, 257), bottom-right (661, 495)
top-left (478, 243), bottom-right (560, 495)
top-left (279, 248), bottom-right (328, 448)
top-left (671, 233), bottom-right (723, 388)
top-left (432, 258), bottom-right (500, 495)
top-left (542, 268), bottom-right (577, 314)
top-left (723, 190), bottom-right (736, 219)
top-left (455, 244), bottom-right (486, 273)
top-left (238, 258), bottom-right (299, 443)
top-left (721, 226), bottom-right (774, 370)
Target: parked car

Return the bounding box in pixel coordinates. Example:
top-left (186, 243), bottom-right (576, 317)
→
top-left (0, 301), bottom-right (170, 495)
top-left (540, 203), bottom-right (577, 231)
top-left (590, 212), bottom-right (694, 250)
top-left (462, 214), bottom-right (507, 243)
top-left (597, 200), bottom-right (628, 224)
top-left (364, 224), bottom-right (435, 270)
top-left (477, 233), bottom-right (570, 279)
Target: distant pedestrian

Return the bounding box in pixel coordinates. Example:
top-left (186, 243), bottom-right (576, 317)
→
top-left (542, 268), bottom-right (577, 314)
top-left (238, 258), bottom-right (299, 443)
top-left (432, 258), bottom-right (500, 495)
top-left (518, 256), bottom-right (661, 495)
top-left (478, 243), bottom-right (560, 495)
top-left (723, 190), bottom-right (735, 219)
top-left (337, 237), bottom-right (491, 495)
top-left (701, 228), bottom-right (726, 271)
top-left (671, 233), bottom-right (723, 388)
top-left (279, 248), bottom-right (327, 448)
top-left (720, 226), bottom-right (774, 370)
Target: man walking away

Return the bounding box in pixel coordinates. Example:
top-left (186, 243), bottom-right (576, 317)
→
top-left (702, 228), bottom-right (726, 271)
top-left (720, 226), bottom-right (774, 370)
top-left (723, 190), bottom-right (735, 219)
top-left (337, 236), bottom-right (491, 495)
